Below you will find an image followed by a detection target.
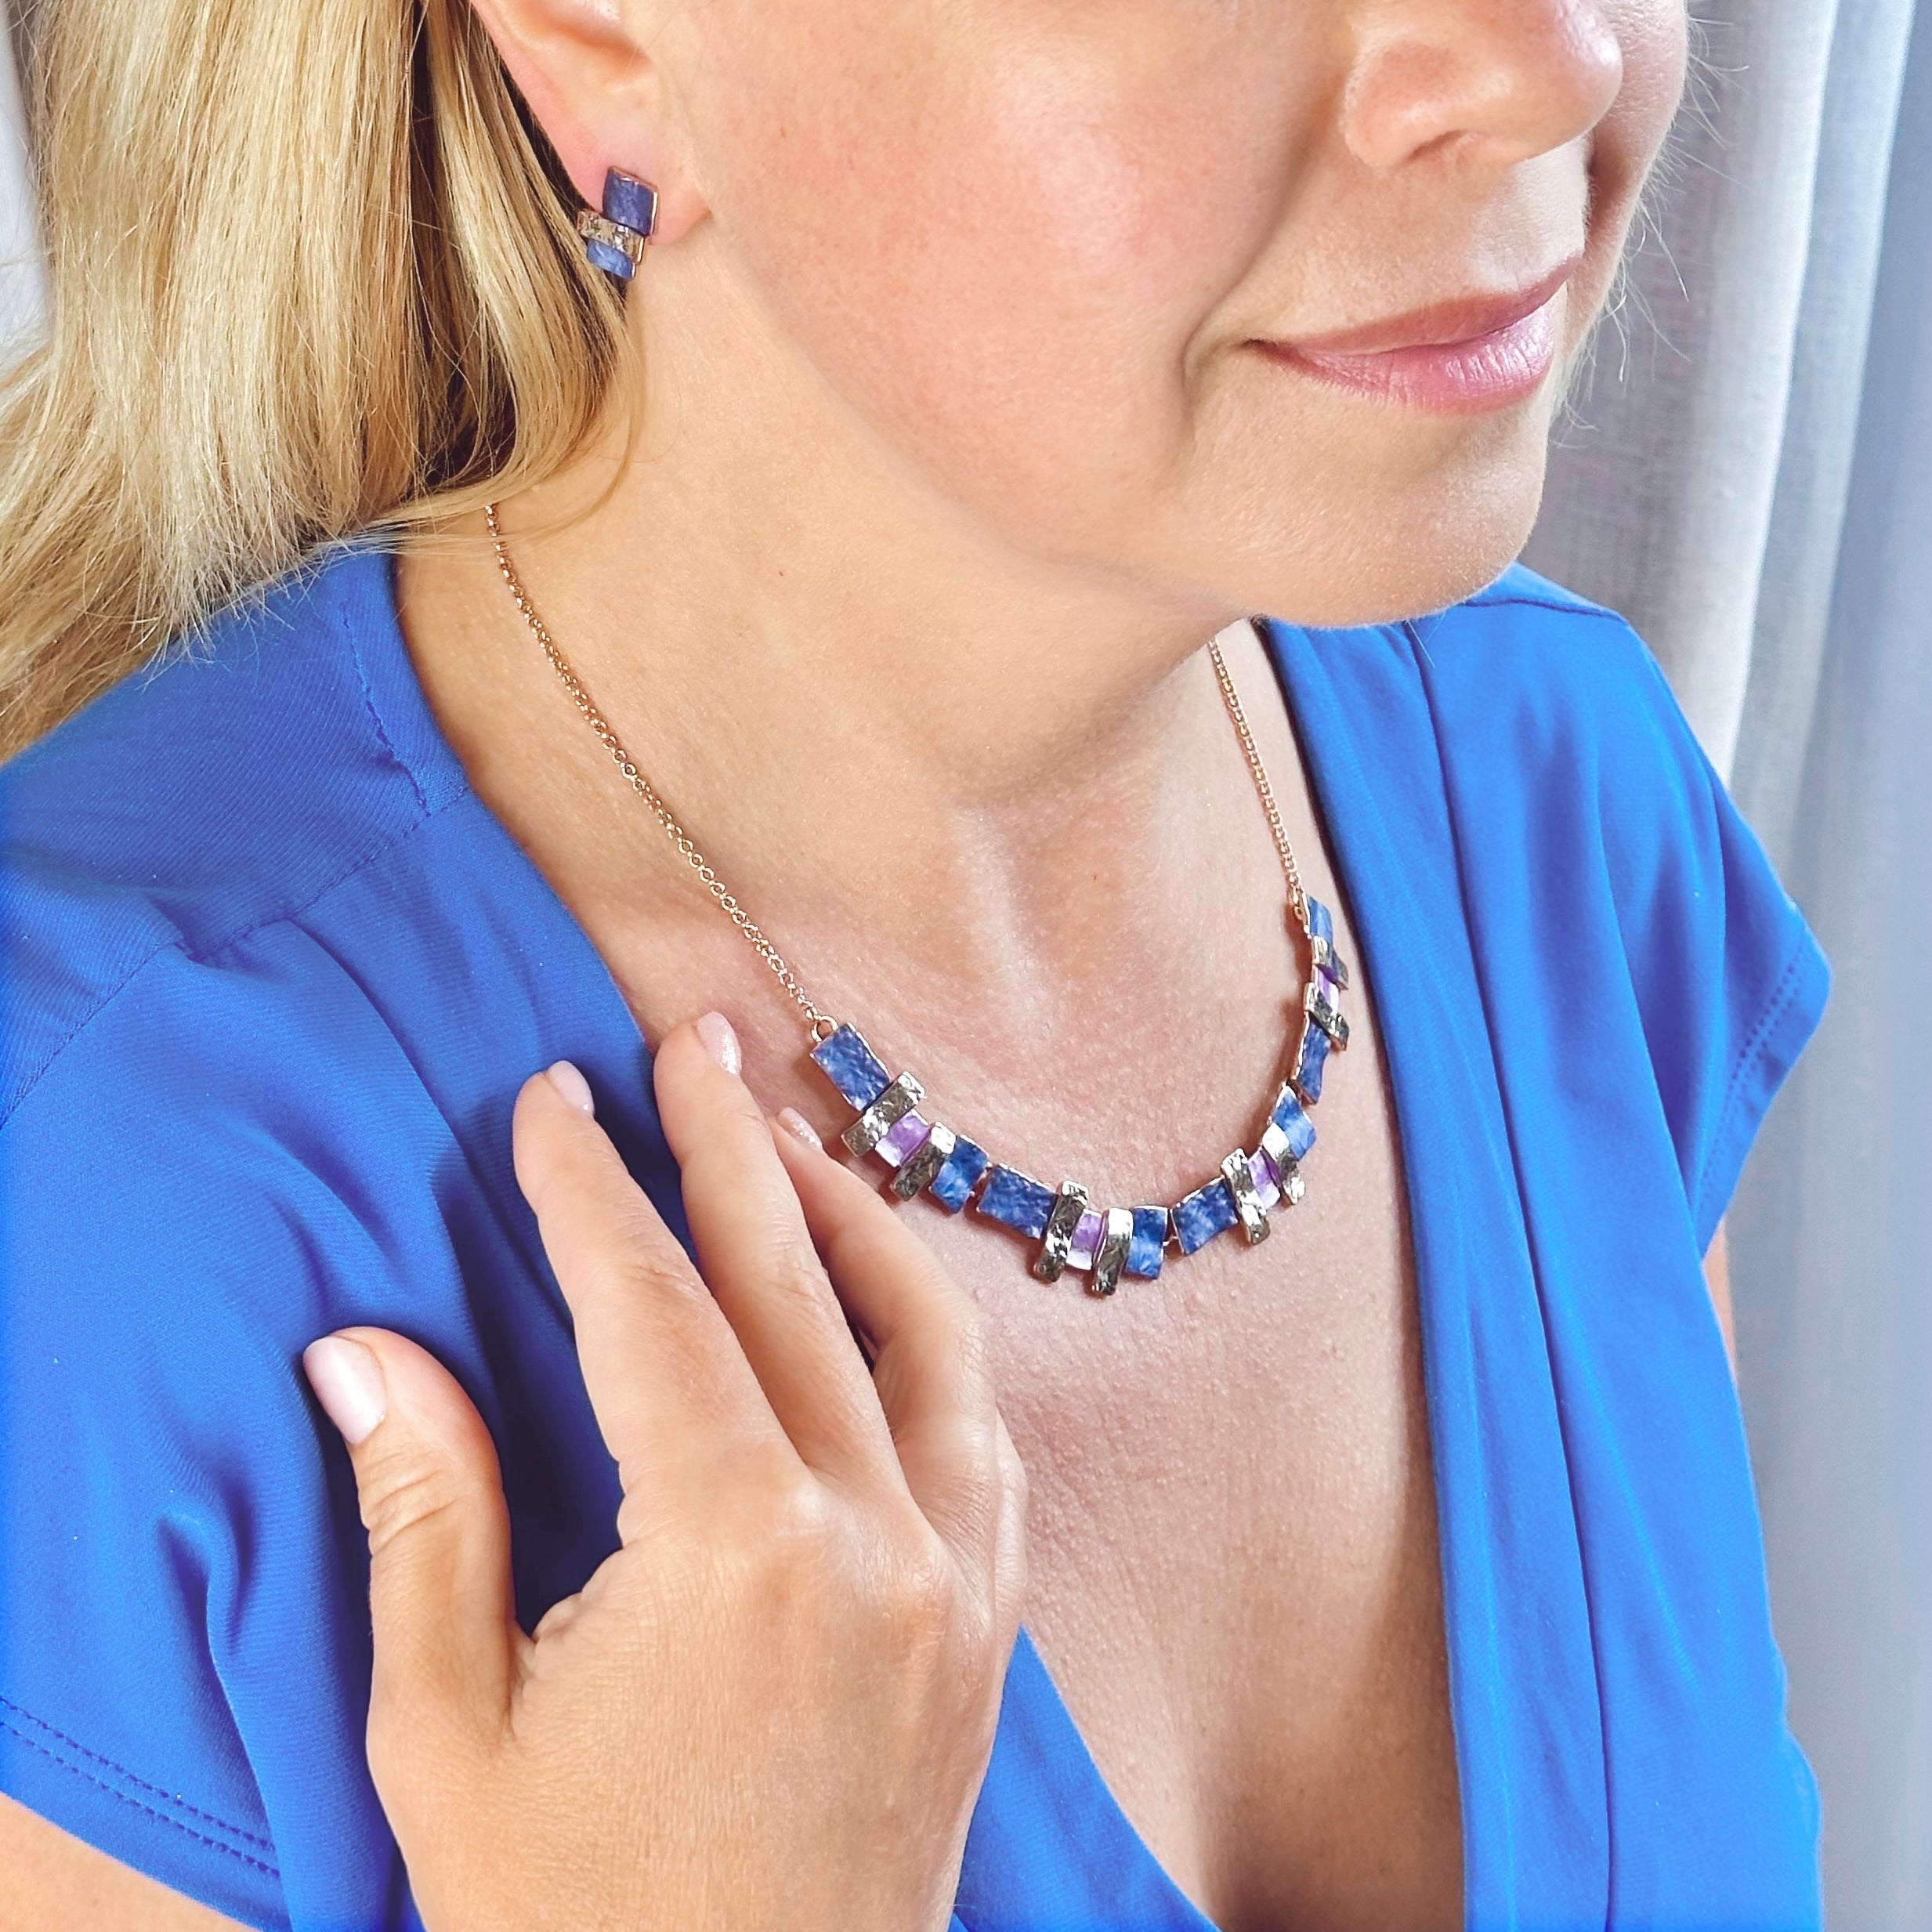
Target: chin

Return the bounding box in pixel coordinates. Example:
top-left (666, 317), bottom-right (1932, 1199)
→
top-left (1228, 433), bottom-right (1553, 631)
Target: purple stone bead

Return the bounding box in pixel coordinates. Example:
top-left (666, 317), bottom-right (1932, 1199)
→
top-left (601, 170), bottom-right (657, 237)
top-left (1174, 1178), bottom-right (1238, 1254)
top-left (976, 1165), bottom-right (1055, 1239)
top-left (1067, 1209), bottom-right (1104, 1269)
top-left (811, 1024), bottom-right (892, 1110)
top-left (929, 1134), bottom-right (990, 1212)
top-left (1250, 1145), bottom-right (1280, 1207)
top-left (1126, 1206), bottom-right (1167, 1279)
top-left (877, 1111), bottom-right (930, 1167)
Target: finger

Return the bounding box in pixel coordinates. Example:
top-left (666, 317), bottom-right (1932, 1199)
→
top-left (771, 1123), bottom-right (1004, 1566)
top-left (512, 1063), bottom-right (791, 1503)
top-left (302, 1328), bottom-right (516, 1789)
top-left (990, 1409), bottom-right (1030, 1641)
top-left (650, 1015), bottom-right (901, 1485)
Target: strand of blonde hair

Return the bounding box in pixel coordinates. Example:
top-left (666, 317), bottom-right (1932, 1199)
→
top-left (0, 0), bottom-right (631, 758)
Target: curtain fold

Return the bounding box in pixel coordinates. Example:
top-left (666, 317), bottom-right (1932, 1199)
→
top-left (0, 2), bottom-right (39, 355)
top-left (1528, 5), bottom-right (1930, 1925)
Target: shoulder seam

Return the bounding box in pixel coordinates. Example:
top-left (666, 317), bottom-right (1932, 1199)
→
top-left (334, 551), bottom-right (432, 819)
top-left (0, 790), bottom-right (476, 1134)
top-left (1691, 927), bottom-right (1814, 1231)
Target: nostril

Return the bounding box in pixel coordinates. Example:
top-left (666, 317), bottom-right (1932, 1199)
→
top-left (1341, 2), bottom-right (1624, 174)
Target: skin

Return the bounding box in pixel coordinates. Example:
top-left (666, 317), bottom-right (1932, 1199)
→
top-left (2, 0), bottom-right (1707, 1925)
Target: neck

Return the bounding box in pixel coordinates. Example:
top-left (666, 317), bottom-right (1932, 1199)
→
top-left (400, 293), bottom-right (1313, 1097)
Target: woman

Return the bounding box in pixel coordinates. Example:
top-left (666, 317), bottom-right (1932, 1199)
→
top-left (0, 0), bottom-right (1826, 1923)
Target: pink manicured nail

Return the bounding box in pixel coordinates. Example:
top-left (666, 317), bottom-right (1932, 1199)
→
top-left (545, 1059), bottom-right (595, 1116)
top-left (777, 1105), bottom-right (823, 1150)
top-left (695, 1011), bottom-right (742, 1077)
top-left (303, 1335), bottom-right (387, 1445)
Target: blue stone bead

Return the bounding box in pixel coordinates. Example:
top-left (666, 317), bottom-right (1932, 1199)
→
top-left (976, 1165), bottom-right (1055, 1239)
top-left (1174, 1179), bottom-right (1238, 1254)
top-left (1269, 1084), bottom-right (1317, 1160)
top-left (584, 237), bottom-right (635, 281)
top-left (811, 1024), bottom-right (892, 1109)
top-left (602, 170), bottom-right (657, 237)
top-left (1126, 1205), bottom-right (1168, 1279)
top-left (928, 1134), bottom-right (990, 1213)
top-left (1293, 1018), bottom-right (1330, 1104)
top-left (1307, 895), bottom-right (1333, 949)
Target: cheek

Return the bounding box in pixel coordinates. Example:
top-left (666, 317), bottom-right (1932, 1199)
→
top-left (699, 8), bottom-right (1286, 526)
top-left (1591, 0), bottom-right (1688, 214)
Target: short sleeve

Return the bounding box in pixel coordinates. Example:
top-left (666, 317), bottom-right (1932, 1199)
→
top-left (0, 942), bottom-right (433, 1931)
top-left (1597, 641), bottom-right (1830, 1251)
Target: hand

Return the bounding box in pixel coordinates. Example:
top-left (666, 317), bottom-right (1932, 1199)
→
top-left (301, 1012), bottom-right (1027, 1932)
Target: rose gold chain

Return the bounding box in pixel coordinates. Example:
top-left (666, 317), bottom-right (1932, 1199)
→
top-left (485, 502), bottom-right (1308, 1038)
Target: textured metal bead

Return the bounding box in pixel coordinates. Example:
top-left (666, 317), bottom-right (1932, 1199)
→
top-left (1220, 1149), bottom-right (1272, 1246)
top-left (576, 209), bottom-right (646, 269)
top-left (892, 1120), bottom-right (957, 1199)
top-left (842, 1073), bottom-right (924, 1156)
top-left (1307, 975), bottom-right (1350, 1048)
top-left (1033, 1182), bottom-right (1090, 1283)
top-left (1091, 1207), bottom-right (1135, 1297)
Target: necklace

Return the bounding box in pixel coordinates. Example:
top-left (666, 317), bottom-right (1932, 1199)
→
top-left (485, 502), bottom-right (1349, 1295)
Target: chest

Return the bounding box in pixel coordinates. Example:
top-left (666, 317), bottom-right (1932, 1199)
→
top-left (910, 986), bottom-right (1463, 1932)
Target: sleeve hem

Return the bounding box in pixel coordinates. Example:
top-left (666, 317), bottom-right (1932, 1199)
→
top-left (1690, 923), bottom-right (1831, 1252)
top-left (0, 1692), bottom-right (285, 1930)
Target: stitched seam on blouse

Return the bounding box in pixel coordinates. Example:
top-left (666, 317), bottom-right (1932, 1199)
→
top-left (0, 791), bottom-right (476, 1135)
top-left (335, 554), bottom-right (432, 819)
top-left (0, 1703), bottom-right (280, 1876)
top-left (0, 1696), bottom-right (277, 1851)
top-left (1691, 935), bottom-right (1811, 1228)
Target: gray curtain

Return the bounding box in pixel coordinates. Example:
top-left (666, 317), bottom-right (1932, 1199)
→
top-left (0, 4), bottom-right (1924, 1924)
top-left (0, 2), bottom-right (37, 350)
top-left (1526, 3), bottom-right (1931, 1924)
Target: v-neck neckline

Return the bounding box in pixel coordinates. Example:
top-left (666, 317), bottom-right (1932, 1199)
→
top-left (347, 545), bottom-right (1545, 1930)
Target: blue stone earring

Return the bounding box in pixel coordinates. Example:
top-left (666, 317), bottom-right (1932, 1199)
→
top-left (577, 169), bottom-right (658, 282)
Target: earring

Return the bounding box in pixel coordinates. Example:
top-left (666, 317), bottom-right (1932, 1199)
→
top-left (577, 169), bottom-right (659, 282)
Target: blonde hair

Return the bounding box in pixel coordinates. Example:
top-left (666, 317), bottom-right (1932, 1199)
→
top-left (0, 0), bottom-right (631, 758)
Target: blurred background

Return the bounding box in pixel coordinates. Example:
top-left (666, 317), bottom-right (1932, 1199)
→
top-left (3, 0), bottom-right (1927, 1923)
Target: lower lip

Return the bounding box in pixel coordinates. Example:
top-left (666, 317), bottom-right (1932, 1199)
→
top-left (1254, 291), bottom-right (1562, 414)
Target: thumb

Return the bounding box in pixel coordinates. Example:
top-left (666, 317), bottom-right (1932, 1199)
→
top-left (303, 1329), bottom-right (519, 1781)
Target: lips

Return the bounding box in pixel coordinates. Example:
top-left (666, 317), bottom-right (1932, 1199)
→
top-left (1252, 254), bottom-right (1583, 414)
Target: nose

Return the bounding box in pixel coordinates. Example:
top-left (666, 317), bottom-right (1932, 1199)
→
top-left (1340, 0), bottom-right (1624, 172)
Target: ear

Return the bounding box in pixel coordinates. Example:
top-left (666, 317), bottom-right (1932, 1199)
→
top-left (465, 0), bottom-right (709, 244)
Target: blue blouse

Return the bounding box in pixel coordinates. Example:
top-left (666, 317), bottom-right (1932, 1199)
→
top-left (0, 544), bottom-right (1828, 1931)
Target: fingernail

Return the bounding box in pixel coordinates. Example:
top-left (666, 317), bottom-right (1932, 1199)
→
top-left (695, 1011), bottom-right (741, 1077)
top-left (777, 1105), bottom-right (823, 1150)
top-left (302, 1335), bottom-right (387, 1445)
top-left (545, 1059), bottom-right (596, 1116)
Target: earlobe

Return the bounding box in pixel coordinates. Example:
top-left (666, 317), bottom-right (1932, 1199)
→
top-left (462, 0), bottom-right (708, 243)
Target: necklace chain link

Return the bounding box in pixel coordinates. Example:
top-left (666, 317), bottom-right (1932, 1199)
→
top-left (485, 501), bottom-right (1307, 1043)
